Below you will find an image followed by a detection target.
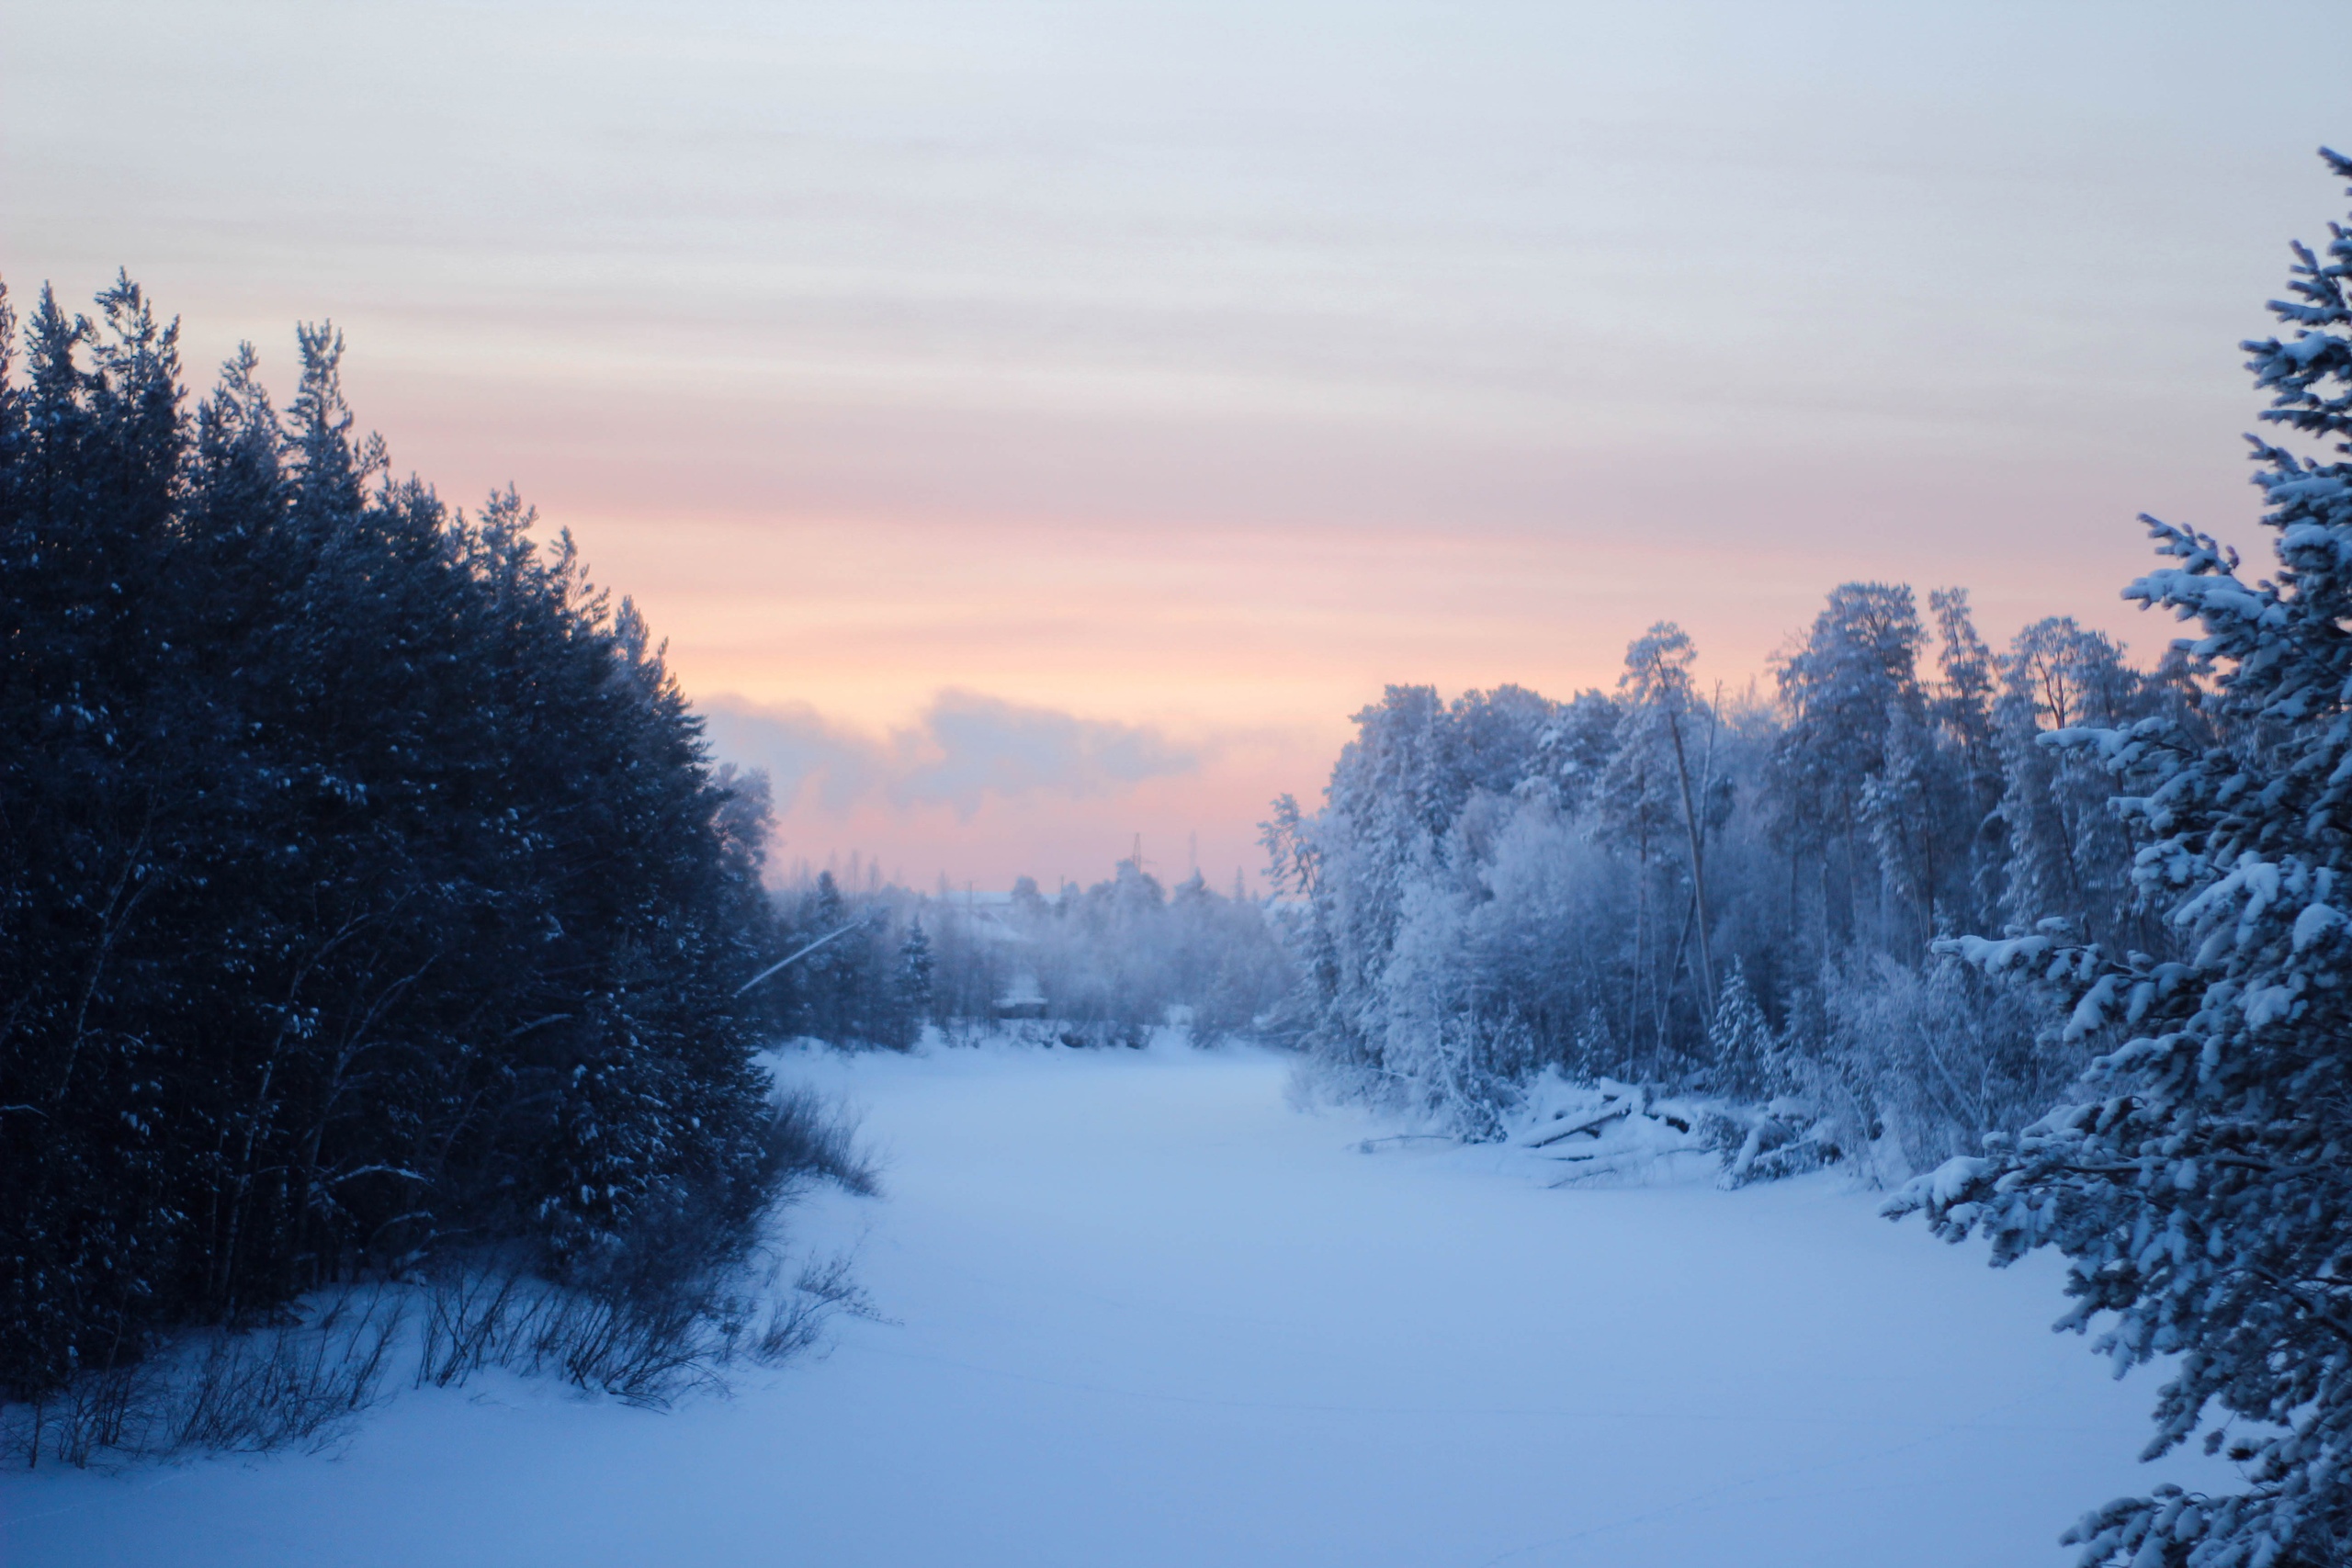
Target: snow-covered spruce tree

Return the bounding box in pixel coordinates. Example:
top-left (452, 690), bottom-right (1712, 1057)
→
top-left (1886, 152), bottom-right (2352, 1566)
top-left (1706, 959), bottom-right (1781, 1100)
top-left (894, 919), bottom-right (936, 1045)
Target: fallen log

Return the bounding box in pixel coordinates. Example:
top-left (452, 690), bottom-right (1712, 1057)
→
top-left (1521, 1100), bottom-right (1634, 1149)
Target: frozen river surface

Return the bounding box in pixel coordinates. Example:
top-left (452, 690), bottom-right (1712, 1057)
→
top-left (4, 1039), bottom-right (2223, 1567)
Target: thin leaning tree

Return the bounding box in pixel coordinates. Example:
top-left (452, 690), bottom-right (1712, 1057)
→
top-left (1888, 150), bottom-right (2352, 1567)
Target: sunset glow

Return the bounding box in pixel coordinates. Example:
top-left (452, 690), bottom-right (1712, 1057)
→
top-left (8, 0), bottom-right (2344, 886)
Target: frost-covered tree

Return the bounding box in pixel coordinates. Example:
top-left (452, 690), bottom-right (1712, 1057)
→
top-left (1272, 647), bottom-right (1802, 1110)
top-left (1600, 624), bottom-right (1724, 1042)
top-left (1265, 567), bottom-right (2166, 1157)
top-left (1767, 582), bottom-right (1929, 951)
top-left (1888, 152), bottom-right (2352, 1567)
top-left (1929, 587), bottom-right (2009, 931)
top-left (1994, 616), bottom-right (2173, 959)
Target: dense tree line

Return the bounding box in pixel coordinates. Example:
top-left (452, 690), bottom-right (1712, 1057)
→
top-left (762, 859), bottom-right (1293, 1050)
top-left (1261, 589), bottom-right (2191, 1156)
top-left (1, 278), bottom-right (792, 1405)
top-left (1272, 152), bottom-right (2352, 1564)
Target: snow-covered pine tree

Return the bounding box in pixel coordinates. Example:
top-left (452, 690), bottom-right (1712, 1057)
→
top-left (1887, 151), bottom-right (2352, 1567)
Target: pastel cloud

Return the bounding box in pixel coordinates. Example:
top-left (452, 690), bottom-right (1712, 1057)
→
top-left (704, 691), bottom-right (1200, 820)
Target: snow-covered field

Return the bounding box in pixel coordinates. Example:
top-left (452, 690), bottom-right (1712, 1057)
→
top-left (5, 1039), bottom-right (2224, 1567)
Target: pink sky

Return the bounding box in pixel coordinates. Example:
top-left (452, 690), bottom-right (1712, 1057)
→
top-left (8, 1), bottom-right (2348, 887)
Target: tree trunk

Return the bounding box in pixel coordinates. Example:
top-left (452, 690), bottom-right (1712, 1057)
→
top-left (1653, 664), bottom-right (1717, 1013)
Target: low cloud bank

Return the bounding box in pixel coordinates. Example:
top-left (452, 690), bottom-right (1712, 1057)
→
top-left (703, 691), bottom-right (1201, 819)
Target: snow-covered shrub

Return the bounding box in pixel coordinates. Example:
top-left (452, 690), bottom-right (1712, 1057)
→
top-left (1808, 953), bottom-right (2075, 1186)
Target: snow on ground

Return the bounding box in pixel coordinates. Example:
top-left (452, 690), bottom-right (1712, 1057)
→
top-left (4, 1038), bottom-right (2228, 1567)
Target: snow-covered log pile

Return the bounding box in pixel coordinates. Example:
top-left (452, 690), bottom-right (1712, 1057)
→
top-left (1501, 1077), bottom-right (1716, 1187)
top-left (1347, 1069), bottom-right (1838, 1190)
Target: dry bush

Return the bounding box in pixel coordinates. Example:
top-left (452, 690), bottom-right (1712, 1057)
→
top-left (413, 1247), bottom-right (880, 1408)
top-left (5, 1287), bottom-right (406, 1470)
top-left (764, 1082), bottom-right (880, 1196)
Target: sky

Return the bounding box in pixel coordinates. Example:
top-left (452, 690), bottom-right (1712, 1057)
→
top-left (6, 1), bottom-right (2350, 889)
